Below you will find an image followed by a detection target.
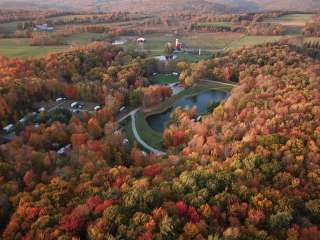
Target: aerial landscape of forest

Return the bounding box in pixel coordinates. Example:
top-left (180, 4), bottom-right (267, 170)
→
top-left (0, 0), bottom-right (320, 239)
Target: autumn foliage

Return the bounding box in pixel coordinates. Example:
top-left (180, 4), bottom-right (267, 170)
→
top-left (1, 43), bottom-right (320, 240)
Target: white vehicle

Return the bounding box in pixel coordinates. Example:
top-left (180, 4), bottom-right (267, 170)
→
top-left (119, 106), bottom-right (126, 112)
top-left (70, 102), bottom-right (79, 108)
top-left (94, 106), bottom-right (101, 111)
top-left (56, 97), bottom-right (64, 102)
top-left (38, 107), bottom-right (45, 112)
top-left (3, 124), bottom-right (14, 132)
top-left (123, 138), bottom-right (129, 145)
top-left (172, 72), bottom-right (179, 76)
top-left (19, 117), bottom-right (27, 123)
top-left (197, 116), bottom-right (202, 122)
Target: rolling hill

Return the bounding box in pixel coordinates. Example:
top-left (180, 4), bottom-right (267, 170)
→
top-left (1, 0), bottom-right (320, 12)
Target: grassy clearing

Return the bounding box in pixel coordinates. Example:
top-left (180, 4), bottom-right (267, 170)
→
top-left (284, 26), bottom-right (303, 35)
top-left (263, 14), bottom-right (313, 27)
top-left (64, 32), bottom-right (109, 45)
top-left (0, 38), bottom-right (64, 58)
top-left (123, 32), bottom-right (244, 54)
top-left (123, 34), bottom-right (173, 54)
top-left (175, 52), bottom-right (212, 63)
top-left (122, 113), bottom-right (162, 152)
top-left (198, 22), bottom-right (233, 27)
top-left (0, 33), bottom-right (109, 58)
top-left (48, 14), bottom-right (101, 21)
top-left (0, 21), bottom-right (22, 35)
top-left (277, 14), bottom-right (313, 22)
top-left (122, 118), bottom-right (135, 147)
top-left (135, 111), bottom-right (164, 150)
top-left (228, 36), bottom-right (284, 49)
top-left (150, 74), bottom-right (179, 84)
top-left (181, 32), bottom-right (244, 50)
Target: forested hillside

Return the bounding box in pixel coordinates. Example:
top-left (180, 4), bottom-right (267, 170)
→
top-left (2, 0), bottom-right (320, 12)
top-left (1, 43), bottom-right (320, 239)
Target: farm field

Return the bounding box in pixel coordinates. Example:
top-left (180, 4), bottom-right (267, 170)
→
top-left (0, 32), bottom-right (293, 58)
top-left (0, 21), bottom-right (23, 35)
top-left (0, 33), bottom-right (109, 58)
top-left (228, 35), bottom-right (285, 49)
top-left (175, 52), bottom-right (212, 63)
top-left (123, 32), bottom-right (245, 54)
top-left (263, 13), bottom-right (313, 27)
top-left (0, 13), bottom-right (314, 59)
top-left (198, 21), bottom-right (233, 27)
top-left (0, 38), bottom-right (64, 58)
top-left (64, 32), bottom-right (109, 44)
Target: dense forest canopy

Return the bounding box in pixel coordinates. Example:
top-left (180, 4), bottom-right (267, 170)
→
top-left (0, 42), bottom-right (320, 239)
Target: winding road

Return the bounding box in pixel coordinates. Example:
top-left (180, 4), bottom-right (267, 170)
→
top-left (116, 80), bottom-right (236, 156)
top-left (130, 109), bottom-right (166, 156)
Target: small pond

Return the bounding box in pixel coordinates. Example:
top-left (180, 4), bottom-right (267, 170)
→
top-left (147, 90), bottom-right (228, 132)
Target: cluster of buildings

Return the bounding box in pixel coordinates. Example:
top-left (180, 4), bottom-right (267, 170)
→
top-left (33, 24), bottom-right (54, 32)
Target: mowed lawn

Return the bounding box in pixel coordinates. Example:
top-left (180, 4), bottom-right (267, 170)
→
top-left (228, 36), bottom-right (284, 49)
top-left (0, 21), bottom-right (23, 35)
top-left (64, 32), bottom-right (109, 45)
top-left (150, 74), bottom-right (179, 84)
top-left (197, 22), bottom-right (233, 27)
top-left (123, 32), bottom-right (244, 54)
top-left (175, 52), bottom-right (212, 63)
top-left (0, 38), bottom-right (64, 58)
top-left (135, 111), bottom-right (164, 151)
top-left (0, 33), bottom-right (108, 58)
top-left (263, 14), bottom-right (313, 27)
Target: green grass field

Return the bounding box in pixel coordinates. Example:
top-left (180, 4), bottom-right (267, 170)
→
top-left (182, 32), bottom-right (244, 50)
top-left (122, 118), bottom-right (135, 147)
top-left (263, 14), bottom-right (313, 27)
top-left (0, 33), bottom-right (109, 58)
top-left (198, 22), bottom-right (233, 27)
top-left (175, 52), bottom-right (212, 63)
top-left (123, 32), bottom-right (244, 54)
top-left (64, 33), bottom-right (109, 45)
top-left (228, 36), bottom-right (284, 49)
top-left (277, 14), bottom-right (313, 22)
top-left (150, 74), bottom-right (179, 84)
top-left (135, 111), bottom-right (164, 150)
top-left (0, 21), bottom-right (22, 35)
top-left (0, 38), bottom-right (64, 58)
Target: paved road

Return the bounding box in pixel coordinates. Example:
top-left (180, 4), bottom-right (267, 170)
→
top-left (117, 108), bottom-right (140, 123)
top-left (130, 109), bottom-right (165, 156)
top-left (201, 79), bottom-right (238, 87)
top-left (47, 100), bottom-right (67, 113)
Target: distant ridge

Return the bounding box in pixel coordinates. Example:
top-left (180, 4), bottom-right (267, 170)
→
top-left (1, 0), bottom-right (320, 12)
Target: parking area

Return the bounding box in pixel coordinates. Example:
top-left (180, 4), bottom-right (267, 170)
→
top-left (34, 99), bottom-right (101, 113)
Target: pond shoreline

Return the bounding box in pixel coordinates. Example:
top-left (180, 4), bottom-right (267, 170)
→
top-left (143, 81), bottom-right (232, 118)
top-left (147, 89), bottom-right (228, 132)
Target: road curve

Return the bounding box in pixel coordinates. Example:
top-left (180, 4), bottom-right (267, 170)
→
top-left (200, 79), bottom-right (238, 87)
top-left (130, 109), bottom-right (165, 156)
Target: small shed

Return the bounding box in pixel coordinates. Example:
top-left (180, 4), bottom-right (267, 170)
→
top-left (38, 107), bottom-right (45, 112)
top-left (137, 37), bottom-right (146, 43)
top-left (70, 102), bottom-right (79, 108)
top-left (3, 124), bottom-right (14, 132)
